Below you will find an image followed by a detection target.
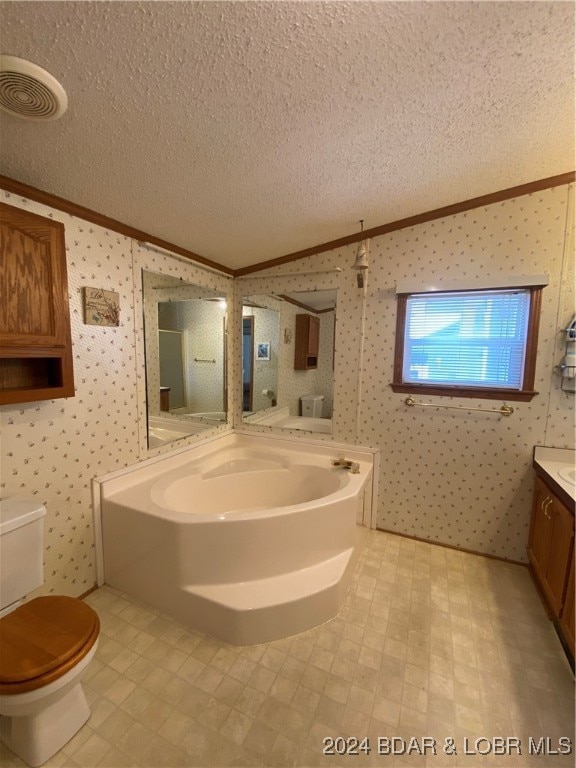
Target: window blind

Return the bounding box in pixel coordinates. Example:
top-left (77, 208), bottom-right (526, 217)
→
top-left (402, 289), bottom-right (530, 389)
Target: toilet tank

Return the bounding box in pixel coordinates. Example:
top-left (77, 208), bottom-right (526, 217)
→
top-left (0, 498), bottom-right (46, 612)
top-left (300, 394), bottom-right (324, 418)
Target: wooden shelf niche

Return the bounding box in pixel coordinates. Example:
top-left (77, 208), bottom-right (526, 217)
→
top-left (0, 202), bottom-right (75, 404)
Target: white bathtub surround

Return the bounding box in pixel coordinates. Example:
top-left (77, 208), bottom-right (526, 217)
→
top-left (147, 416), bottom-right (213, 449)
top-left (249, 406), bottom-right (332, 434)
top-left (95, 432), bottom-right (377, 645)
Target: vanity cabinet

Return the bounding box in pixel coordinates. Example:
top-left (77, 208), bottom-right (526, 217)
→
top-left (294, 314), bottom-right (319, 370)
top-left (528, 473), bottom-right (574, 658)
top-left (560, 552), bottom-right (575, 656)
top-left (0, 203), bottom-right (75, 404)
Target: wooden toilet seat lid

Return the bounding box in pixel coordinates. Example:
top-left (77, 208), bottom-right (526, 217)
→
top-left (0, 595), bottom-right (99, 693)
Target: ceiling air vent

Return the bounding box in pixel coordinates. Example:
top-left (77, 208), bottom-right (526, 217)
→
top-left (0, 55), bottom-right (67, 120)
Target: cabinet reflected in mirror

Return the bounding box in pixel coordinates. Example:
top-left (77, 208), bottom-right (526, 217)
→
top-left (242, 290), bottom-right (336, 435)
top-left (143, 270), bottom-right (227, 449)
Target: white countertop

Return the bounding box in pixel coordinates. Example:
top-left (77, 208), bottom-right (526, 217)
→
top-left (533, 446), bottom-right (576, 503)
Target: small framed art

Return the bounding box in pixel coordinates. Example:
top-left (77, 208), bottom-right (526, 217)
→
top-left (256, 342), bottom-right (270, 361)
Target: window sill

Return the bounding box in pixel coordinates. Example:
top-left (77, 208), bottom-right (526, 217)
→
top-left (389, 383), bottom-right (538, 402)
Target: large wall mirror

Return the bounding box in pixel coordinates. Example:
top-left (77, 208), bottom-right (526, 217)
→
top-left (143, 270), bottom-right (228, 449)
top-left (242, 290), bottom-right (336, 434)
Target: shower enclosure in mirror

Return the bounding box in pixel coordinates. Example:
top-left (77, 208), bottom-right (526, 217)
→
top-left (143, 270), bottom-right (228, 448)
top-left (242, 290), bottom-right (336, 434)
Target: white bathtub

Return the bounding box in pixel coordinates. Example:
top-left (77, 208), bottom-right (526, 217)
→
top-left (274, 416), bottom-right (332, 433)
top-left (98, 432), bottom-right (375, 644)
top-left (148, 416), bottom-right (210, 448)
top-left (188, 411), bottom-right (226, 421)
top-left (250, 406), bottom-right (332, 434)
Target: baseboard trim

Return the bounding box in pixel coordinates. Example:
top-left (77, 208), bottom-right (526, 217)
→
top-left (375, 526), bottom-right (527, 567)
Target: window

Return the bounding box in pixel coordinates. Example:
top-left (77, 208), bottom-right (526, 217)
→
top-left (391, 286), bottom-right (543, 401)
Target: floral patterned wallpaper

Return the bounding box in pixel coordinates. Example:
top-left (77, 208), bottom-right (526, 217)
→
top-left (236, 184), bottom-right (574, 562)
top-left (1, 191), bottom-right (139, 597)
top-left (1, 182), bottom-right (573, 602)
top-left (544, 190), bottom-right (575, 445)
top-left (0, 191), bottom-right (233, 599)
top-left (359, 185), bottom-right (574, 561)
top-left (242, 295), bottom-right (335, 417)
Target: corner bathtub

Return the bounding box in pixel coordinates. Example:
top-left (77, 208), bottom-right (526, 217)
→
top-left (148, 416), bottom-right (211, 448)
top-left (97, 432), bottom-right (374, 644)
top-left (248, 406), bottom-right (332, 434)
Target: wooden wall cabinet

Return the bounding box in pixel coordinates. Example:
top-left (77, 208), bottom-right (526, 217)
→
top-left (0, 203), bottom-right (75, 404)
top-left (528, 474), bottom-right (574, 658)
top-left (294, 314), bottom-right (319, 370)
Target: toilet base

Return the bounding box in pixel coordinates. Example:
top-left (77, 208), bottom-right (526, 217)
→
top-left (0, 682), bottom-right (90, 767)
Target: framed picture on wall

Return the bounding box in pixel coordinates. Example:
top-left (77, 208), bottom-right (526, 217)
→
top-left (83, 287), bottom-right (120, 326)
top-left (256, 342), bottom-right (270, 361)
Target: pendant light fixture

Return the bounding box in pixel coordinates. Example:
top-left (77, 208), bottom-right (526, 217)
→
top-left (353, 220), bottom-right (369, 287)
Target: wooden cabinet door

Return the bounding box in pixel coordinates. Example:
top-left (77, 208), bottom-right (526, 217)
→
top-left (0, 204), bottom-right (69, 348)
top-left (528, 476), bottom-right (554, 581)
top-left (529, 476), bottom-right (575, 618)
top-left (560, 551), bottom-right (575, 658)
top-left (294, 314), bottom-right (320, 370)
top-left (546, 497), bottom-right (575, 615)
top-left (308, 315), bottom-right (319, 356)
top-left (0, 203), bottom-right (74, 403)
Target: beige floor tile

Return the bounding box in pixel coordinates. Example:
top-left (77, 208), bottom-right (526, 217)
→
top-left (67, 733), bottom-right (113, 767)
top-left (57, 726), bottom-right (93, 759)
top-left (97, 707), bottom-right (138, 744)
top-left (248, 664), bottom-right (277, 694)
top-left (220, 707), bottom-right (254, 745)
top-left (213, 673), bottom-right (245, 706)
top-left (170, 688), bottom-right (205, 721)
top-left (197, 697), bottom-right (231, 730)
top-left (315, 695), bottom-right (346, 730)
top-left (235, 685), bottom-right (268, 717)
top-left (95, 746), bottom-right (138, 766)
top-left (269, 672), bottom-right (299, 704)
top-left (22, 531), bottom-right (574, 768)
top-left (243, 720), bottom-right (279, 756)
top-left (228, 655), bottom-right (257, 683)
top-left (157, 709), bottom-right (195, 746)
top-left (114, 721), bottom-right (155, 763)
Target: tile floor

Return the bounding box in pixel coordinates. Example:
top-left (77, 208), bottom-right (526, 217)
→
top-left (1, 531), bottom-right (574, 768)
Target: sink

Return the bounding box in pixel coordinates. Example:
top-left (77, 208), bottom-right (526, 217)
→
top-left (558, 466), bottom-right (576, 486)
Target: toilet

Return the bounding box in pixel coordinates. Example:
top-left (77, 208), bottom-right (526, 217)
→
top-left (300, 393), bottom-right (324, 418)
top-left (0, 499), bottom-right (100, 767)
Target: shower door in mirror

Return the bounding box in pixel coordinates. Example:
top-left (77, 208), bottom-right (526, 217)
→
top-left (142, 270), bottom-right (228, 449)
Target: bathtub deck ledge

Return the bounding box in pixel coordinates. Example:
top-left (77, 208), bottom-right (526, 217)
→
top-left (180, 538), bottom-right (363, 645)
top-left (188, 547), bottom-right (354, 610)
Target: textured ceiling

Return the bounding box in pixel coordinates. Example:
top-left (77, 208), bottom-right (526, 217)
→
top-left (0, 1), bottom-right (574, 270)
